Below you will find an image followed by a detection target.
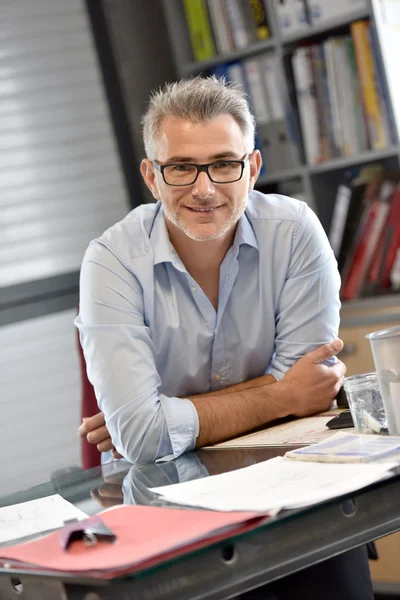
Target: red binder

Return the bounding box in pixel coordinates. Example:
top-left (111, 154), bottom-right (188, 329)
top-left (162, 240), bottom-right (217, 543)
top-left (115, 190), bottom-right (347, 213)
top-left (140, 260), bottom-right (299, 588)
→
top-left (0, 505), bottom-right (269, 579)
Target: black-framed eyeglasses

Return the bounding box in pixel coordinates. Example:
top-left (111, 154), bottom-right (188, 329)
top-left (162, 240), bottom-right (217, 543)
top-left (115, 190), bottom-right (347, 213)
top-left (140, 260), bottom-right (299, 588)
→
top-left (152, 154), bottom-right (248, 186)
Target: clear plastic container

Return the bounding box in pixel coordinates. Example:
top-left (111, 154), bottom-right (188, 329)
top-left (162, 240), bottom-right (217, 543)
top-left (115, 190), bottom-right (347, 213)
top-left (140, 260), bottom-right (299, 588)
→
top-left (366, 326), bottom-right (400, 435)
top-left (343, 372), bottom-right (387, 434)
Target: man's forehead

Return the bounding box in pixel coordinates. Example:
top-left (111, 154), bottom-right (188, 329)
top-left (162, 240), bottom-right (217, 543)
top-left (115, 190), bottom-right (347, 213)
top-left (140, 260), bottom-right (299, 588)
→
top-left (155, 114), bottom-right (245, 161)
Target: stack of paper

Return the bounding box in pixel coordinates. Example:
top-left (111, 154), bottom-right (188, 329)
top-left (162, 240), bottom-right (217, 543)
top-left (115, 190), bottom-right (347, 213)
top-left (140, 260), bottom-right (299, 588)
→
top-left (151, 456), bottom-right (395, 512)
top-left (0, 495), bottom-right (87, 546)
top-left (205, 412), bottom-right (346, 449)
top-left (0, 505), bottom-right (268, 578)
top-left (285, 432), bottom-right (400, 463)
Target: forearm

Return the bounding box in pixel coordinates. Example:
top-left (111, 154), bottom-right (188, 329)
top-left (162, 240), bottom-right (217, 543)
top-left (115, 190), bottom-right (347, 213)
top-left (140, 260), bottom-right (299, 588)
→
top-left (190, 374), bottom-right (276, 399)
top-left (191, 379), bottom-right (291, 448)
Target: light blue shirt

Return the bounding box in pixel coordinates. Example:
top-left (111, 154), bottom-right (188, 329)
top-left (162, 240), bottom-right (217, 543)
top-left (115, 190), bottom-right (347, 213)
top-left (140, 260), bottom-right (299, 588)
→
top-left (75, 191), bottom-right (341, 463)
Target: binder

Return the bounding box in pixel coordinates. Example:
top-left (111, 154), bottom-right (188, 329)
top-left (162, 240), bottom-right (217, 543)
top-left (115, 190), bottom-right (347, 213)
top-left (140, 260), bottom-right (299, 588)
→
top-left (225, 61), bottom-right (267, 176)
top-left (258, 54), bottom-right (302, 172)
top-left (308, 0), bottom-right (368, 26)
top-left (223, 0), bottom-right (254, 49)
top-left (291, 46), bottom-right (320, 165)
top-left (183, 0), bottom-right (215, 61)
top-left (243, 58), bottom-right (274, 172)
top-left (274, 0), bottom-right (309, 36)
top-left (207, 0), bottom-right (234, 55)
top-left (0, 505), bottom-right (268, 578)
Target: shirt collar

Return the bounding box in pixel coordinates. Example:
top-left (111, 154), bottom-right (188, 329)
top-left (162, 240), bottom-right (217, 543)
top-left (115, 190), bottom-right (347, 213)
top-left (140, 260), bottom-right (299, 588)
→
top-left (150, 203), bottom-right (259, 266)
top-left (150, 203), bottom-right (175, 266)
top-left (233, 211), bottom-right (259, 251)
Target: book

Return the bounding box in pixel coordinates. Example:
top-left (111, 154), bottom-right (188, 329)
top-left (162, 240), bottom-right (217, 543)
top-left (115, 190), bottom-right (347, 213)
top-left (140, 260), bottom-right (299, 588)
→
top-left (329, 182), bottom-right (352, 257)
top-left (346, 35), bottom-right (369, 153)
top-left (351, 20), bottom-right (388, 151)
top-left (368, 180), bottom-right (400, 287)
top-left (368, 22), bottom-right (397, 147)
top-left (285, 431), bottom-right (400, 463)
top-left (341, 179), bottom-right (393, 299)
top-left (337, 164), bottom-right (384, 274)
top-left (183, 0), bottom-right (215, 62)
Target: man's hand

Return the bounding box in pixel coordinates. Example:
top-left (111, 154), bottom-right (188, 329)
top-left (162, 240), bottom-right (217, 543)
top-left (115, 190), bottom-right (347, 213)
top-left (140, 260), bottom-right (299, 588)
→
top-left (90, 472), bottom-right (125, 508)
top-left (281, 339), bottom-right (346, 417)
top-left (78, 412), bottom-right (122, 459)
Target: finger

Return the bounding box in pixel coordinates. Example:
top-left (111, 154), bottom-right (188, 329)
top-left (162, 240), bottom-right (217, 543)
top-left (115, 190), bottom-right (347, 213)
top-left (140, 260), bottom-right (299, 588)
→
top-left (78, 411), bottom-right (105, 436)
top-left (330, 359), bottom-right (347, 380)
top-left (96, 437), bottom-right (114, 453)
top-left (86, 425), bottom-right (110, 445)
top-left (336, 359), bottom-right (347, 378)
top-left (112, 449), bottom-right (123, 459)
top-left (306, 339), bottom-right (344, 364)
top-left (96, 483), bottom-right (124, 499)
top-left (90, 488), bottom-right (122, 509)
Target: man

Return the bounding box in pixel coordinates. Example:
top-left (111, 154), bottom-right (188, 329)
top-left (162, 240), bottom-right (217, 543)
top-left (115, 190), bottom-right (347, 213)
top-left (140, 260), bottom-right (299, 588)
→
top-left (76, 77), bottom-right (373, 599)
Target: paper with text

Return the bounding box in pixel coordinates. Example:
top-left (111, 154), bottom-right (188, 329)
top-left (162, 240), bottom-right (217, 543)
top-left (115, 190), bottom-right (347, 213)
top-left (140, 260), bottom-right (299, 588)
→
top-left (151, 457), bottom-right (395, 512)
top-left (205, 413), bottom-right (348, 449)
top-left (0, 494), bottom-right (87, 545)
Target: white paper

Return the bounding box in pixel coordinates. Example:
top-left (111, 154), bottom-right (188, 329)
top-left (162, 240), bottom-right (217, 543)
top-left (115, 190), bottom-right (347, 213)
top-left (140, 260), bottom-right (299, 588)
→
top-left (285, 431), bottom-right (400, 462)
top-left (151, 457), bottom-right (395, 512)
top-left (0, 494), bottom-right (88, 545)
top-left (205, 414), bottom-right (347, 449)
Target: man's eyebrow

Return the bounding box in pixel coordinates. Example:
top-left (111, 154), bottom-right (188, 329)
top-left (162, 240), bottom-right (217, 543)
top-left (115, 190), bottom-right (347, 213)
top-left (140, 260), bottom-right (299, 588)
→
top-left (164, 152), bottom-right (242, 163)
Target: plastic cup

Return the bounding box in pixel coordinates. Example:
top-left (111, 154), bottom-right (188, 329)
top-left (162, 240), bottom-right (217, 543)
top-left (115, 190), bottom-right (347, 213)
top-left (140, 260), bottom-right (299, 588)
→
top-left (366, 326), bottom-right (400, 435)
top-left (343, 372), bottom-right (387, 434)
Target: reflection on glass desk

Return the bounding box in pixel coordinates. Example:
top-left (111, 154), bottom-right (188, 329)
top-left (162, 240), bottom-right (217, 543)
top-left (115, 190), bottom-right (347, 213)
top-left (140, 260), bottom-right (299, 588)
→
top-left (1, 447), bottom-right (400, 600)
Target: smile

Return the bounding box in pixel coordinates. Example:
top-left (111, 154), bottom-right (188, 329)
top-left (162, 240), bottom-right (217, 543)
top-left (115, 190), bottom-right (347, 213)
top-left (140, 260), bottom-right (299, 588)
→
top-left (186, 206), bottom-right (222, 213)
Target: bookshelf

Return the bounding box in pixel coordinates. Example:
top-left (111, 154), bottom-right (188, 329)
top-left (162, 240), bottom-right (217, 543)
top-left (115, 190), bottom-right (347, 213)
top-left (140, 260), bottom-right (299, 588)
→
top-left (161, 0), bottom-right (400, 302)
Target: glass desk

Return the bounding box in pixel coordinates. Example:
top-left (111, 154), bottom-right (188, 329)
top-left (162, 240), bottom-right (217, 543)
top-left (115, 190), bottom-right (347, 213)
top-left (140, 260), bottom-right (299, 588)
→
top-left (1, 446), bottom-right (400, 600)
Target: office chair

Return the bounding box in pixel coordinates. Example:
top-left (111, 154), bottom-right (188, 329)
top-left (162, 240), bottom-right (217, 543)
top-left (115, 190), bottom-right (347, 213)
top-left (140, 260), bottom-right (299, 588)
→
top-left (76, 330), bottom-right (101, 469)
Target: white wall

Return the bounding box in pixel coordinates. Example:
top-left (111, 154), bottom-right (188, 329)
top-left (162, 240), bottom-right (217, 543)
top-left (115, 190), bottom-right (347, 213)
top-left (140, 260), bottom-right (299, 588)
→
top-left (0, 0), bottom-right (132, 496)
top-left (1, 309), bottom-right (82, 496)
top-left (0, 0), bottom-right (130, 288)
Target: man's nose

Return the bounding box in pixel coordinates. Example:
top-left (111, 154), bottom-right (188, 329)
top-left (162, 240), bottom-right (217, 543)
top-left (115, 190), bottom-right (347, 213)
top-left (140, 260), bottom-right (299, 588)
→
top-left (192, 171), bottom-right (215, 198)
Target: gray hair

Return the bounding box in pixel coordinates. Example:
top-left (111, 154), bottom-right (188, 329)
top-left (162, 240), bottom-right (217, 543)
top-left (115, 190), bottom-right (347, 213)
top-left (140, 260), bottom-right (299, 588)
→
top-left (141, 76), bottom-right (256, 158)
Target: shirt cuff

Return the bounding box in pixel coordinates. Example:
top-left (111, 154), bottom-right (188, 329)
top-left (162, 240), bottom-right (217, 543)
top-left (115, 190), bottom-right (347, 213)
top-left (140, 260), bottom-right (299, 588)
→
top-left (160, 395), bottom-right (199, 458)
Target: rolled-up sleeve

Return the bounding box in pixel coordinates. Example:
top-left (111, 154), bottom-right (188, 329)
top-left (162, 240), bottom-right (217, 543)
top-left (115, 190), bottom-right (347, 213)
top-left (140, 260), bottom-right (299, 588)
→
top-left (75, 242), bottom-right (199, 464)
top-left (270, 203), bottom-right (341, 380)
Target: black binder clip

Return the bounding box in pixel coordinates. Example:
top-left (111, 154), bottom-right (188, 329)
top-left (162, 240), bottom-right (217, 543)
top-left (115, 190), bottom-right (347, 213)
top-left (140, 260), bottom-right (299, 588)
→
top-left (60, 515), bottom-right (116, 550)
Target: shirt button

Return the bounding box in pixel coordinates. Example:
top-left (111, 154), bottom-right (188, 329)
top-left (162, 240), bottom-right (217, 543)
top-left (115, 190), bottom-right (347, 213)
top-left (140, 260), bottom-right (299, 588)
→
top-left (191, 286), bottom-right (197, 293)
top-left (214, 373), bottom-right (221, 381)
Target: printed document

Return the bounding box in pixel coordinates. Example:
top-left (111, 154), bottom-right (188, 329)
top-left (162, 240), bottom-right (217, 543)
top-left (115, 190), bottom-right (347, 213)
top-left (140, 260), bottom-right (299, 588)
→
top-left (285, 431), bottom-right (400, 463)
top-left (151, 457), bottom-right (395, 512)
top-left (205, 413), bottom-right (347, 449)
top-left (0, 494), bottom-right (87, 545)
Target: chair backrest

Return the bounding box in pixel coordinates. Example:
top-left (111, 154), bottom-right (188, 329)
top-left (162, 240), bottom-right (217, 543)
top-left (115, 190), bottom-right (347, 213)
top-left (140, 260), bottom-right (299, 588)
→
top-left (76, 329), bottom-right (101, 469)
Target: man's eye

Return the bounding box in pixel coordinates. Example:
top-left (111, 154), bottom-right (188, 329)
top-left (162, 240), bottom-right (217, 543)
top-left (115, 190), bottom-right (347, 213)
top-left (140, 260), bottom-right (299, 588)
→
top-left (172, 164), bottom-right (192, 171)
top-left (214, 161), bottom-right (233, 169)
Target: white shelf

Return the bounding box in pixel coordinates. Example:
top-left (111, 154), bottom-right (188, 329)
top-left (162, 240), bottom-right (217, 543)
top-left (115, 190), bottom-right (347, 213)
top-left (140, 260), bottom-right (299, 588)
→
top-left (180, 38), bottom-right (276, 77)
top-left (281, 7), bottom-right (371, 45)
top-left (256, 167), bottom-right (305, 186)
top-left (309, 147), bottom-right (400, 174)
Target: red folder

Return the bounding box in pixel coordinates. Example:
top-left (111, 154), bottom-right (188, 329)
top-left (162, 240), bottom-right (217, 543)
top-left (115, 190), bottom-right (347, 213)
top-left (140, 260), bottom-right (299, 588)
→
top-left (0, 505), bottom-right (269, 579)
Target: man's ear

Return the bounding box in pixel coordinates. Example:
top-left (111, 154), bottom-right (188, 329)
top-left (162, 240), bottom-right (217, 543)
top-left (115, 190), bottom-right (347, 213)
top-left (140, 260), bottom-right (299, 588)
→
top-left (140, 159), bottom-right (160, 200)
top-left (248, 150), bottom-right (263, 192)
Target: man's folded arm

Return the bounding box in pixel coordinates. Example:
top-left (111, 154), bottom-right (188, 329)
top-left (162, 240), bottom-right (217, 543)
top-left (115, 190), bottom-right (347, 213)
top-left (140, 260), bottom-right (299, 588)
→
top-left (76, 243), bottom-right (199, 463)
top-left (270, 203), bottom-right (341, 380)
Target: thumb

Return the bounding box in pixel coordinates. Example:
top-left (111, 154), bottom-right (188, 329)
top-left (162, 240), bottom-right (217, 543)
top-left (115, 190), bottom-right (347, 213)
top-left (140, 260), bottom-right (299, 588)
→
top-left (306, 339), bottom-right (344, 364)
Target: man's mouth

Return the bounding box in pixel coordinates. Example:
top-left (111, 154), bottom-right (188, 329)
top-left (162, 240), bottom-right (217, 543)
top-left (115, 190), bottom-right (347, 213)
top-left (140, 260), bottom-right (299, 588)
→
top-left (186, 205), bottom-right (222, 213)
